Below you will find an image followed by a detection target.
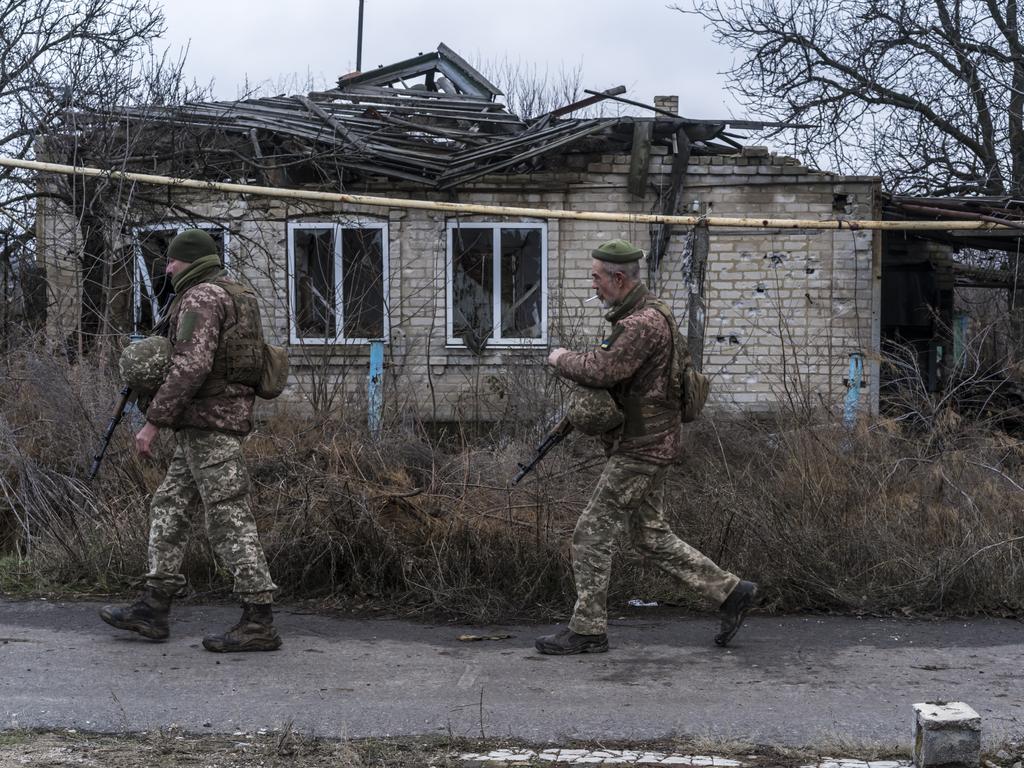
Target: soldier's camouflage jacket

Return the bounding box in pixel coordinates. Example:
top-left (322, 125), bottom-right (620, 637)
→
top-left (555, 285), bottom-right (682, 465)
top-left (146, 278), bottom-right (256, 436)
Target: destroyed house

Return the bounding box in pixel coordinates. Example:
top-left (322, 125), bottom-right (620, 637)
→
top-left (881, 195), bottom-right (1024, 396)
top-left (38, 44), bottom-right (882, 423)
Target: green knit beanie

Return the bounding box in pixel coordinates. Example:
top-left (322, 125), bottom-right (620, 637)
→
top-left (166, 229), bottom-right (219, 263)
top-left (592, 238), bottom-right (644, 263)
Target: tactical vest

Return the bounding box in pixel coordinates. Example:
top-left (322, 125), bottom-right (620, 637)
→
top-left (171, 277), bottom-right (265, 398)
top-left (612, 298), bottom-right (686, 442)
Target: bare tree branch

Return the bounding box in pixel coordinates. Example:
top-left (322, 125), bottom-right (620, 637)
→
top-left (678, 0), bottom-right (1024, 195)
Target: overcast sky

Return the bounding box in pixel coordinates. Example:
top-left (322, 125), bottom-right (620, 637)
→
top-left (158, 0), bottom-right (744, 120)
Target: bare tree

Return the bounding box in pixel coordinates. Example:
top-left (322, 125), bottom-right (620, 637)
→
top-left (679, 0), bottom-right (1024, 197)
top-left (474, 55), bottom-right (593, 120)
top-left (0, 0), bottom-right (177, 344)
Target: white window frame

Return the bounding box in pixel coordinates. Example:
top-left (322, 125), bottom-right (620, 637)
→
top-left (130, 223), bottom-right (231, 335)
top-left (445, 221), bottom-right (548, 348)
top-left (286, 219), bottom-right (390, 345)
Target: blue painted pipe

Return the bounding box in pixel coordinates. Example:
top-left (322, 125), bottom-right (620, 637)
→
top-left (368, 340), bottom-right (384, 437)
top-left (844, 352), bottom-right (863, 427)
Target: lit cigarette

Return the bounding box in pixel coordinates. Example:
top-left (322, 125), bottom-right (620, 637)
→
top-left (585, 295), bottom-right (600, 303)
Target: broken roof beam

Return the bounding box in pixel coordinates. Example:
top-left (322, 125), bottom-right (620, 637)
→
top-left (716, 132), bottom-right (744, 150)
top-left (338, 50), bottom-right (441, 89)
top-left (582, 89), bottom-right (814, 131)
top-left (315, 85), bottom-right (498, 104)
top-left (329, 85), bottom-right (508, 108)
top-left (293, 95), bottom-right (363, 149)
top-left (584, 88), bottom-right (686, 119)
top-left (336, 43), bottom-right (502, 100)
top-left (896, 201), bottom-right (1024, 230)
top-left (435, 43), bottom-right (503, 99)
top-left (628, 120), bottom-right (653, 197)
top-left (543, 85), bottom-right (627, 119)
top-left (438, 119), bottom-right (617, 189)
top-left (446, 121), bottom-right (593, 165)
top-left (360, 107), bottom-right (491, 145)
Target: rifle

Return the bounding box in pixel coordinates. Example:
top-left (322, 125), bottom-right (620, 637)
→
top-left (512, 415), bottom-right (574, 485)
top-left (88, 385), bottom-right (132, 480)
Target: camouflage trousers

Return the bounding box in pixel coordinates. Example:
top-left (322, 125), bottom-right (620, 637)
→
top-left (145, 428), bottom-right (277, 604)
top-left (568, 454), bottom-right (739, 635)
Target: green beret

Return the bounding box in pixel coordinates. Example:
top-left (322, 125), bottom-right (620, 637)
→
top-left (592, 238), bottom-right (644, 263)
top-left (167, 228), bottom-right (219, 263)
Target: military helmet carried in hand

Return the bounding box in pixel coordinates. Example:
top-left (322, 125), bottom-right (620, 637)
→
top-left (568, 385), bottom-right (624, 436)
top-left (119, 336), bottom-right (172, 395)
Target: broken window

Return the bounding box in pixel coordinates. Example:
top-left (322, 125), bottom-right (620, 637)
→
top-left (287, 221), bottom-right (388, 344)
top-left (447, 223), bottom-right (546, 348)
top-left (131, 224), bottom-right (229, 335)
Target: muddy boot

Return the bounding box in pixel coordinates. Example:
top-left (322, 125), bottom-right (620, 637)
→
top-left (202, 602), bottom-right (282, 653)
top-left (534, 627), bottom-right (608, 655)
top-left (714, 580), bottom-right (758, 647)
top-left (99, 588), bottom-right (171, 641)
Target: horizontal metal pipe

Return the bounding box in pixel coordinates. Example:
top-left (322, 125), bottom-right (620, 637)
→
top-left (2, 155), bottom-right (1019, 232)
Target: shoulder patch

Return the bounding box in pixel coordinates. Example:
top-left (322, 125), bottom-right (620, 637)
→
top-left (600, 324), bottom-right (626, 350)
top-left (177, 310), bottom-right (199, 343)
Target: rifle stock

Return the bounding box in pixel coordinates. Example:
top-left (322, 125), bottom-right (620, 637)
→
top-left (88, 385), bottom-right (132, 480)
top-left (512, 415), bottom-right (574, 485)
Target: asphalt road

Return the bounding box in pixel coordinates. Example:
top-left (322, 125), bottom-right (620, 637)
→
top-left (1, 598), bottom-right (1022, 748)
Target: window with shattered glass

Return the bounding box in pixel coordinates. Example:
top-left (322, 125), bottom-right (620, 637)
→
top-left (447, 223), bottom-right (546, 349)
top-left (288, 222), bottom-right (388, 344)
top-left (131, 224), bottom-right (228, 335)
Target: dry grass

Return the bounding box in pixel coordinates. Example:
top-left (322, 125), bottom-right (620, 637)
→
top-left (2, 339), bottom-right (1024, 622)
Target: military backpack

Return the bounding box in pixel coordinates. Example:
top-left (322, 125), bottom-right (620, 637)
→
top-left (647, 300), bottom-right (710, 423)
top-left (178, 277), bottom-right (290, 400)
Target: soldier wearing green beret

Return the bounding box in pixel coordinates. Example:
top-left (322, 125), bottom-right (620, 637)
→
top-left (101, 228), bottom-right (282, 653)
top-left (535, 238), bottom-right (758, 655)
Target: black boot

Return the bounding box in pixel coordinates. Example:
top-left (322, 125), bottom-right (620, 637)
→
top-left (202, 602), bottom-right (282, 653)
top-left (714, 580), bottom-right (758, 647)
top-left (99, 588), bottom-right (172, 641)
top-left (535, 627), bottom-right (608, 655)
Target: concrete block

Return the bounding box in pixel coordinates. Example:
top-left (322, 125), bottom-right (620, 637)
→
top-left (913, 701), bottom-right (980, 768)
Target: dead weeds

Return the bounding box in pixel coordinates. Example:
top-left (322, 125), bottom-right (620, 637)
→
top-left (3, 342), bottom-right (1024, 622)
top-left (0, 730), bottom-right (919, 768)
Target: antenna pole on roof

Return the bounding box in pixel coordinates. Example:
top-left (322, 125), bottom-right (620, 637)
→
top-left (356, 0), bottom-right (365, 71)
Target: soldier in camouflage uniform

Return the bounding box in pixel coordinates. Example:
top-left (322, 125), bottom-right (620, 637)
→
top-left (100, 229), bottom-right (282, 653)
top-left (535, 239), bottom-right (758, 655)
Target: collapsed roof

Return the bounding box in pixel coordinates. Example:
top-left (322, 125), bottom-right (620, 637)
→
top-left (885, 194), bottom-right (1024, 253)
top-left (883, 194), bottom-right (1024, 288)
top-left (62, 43), bottom-right (788, 190)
